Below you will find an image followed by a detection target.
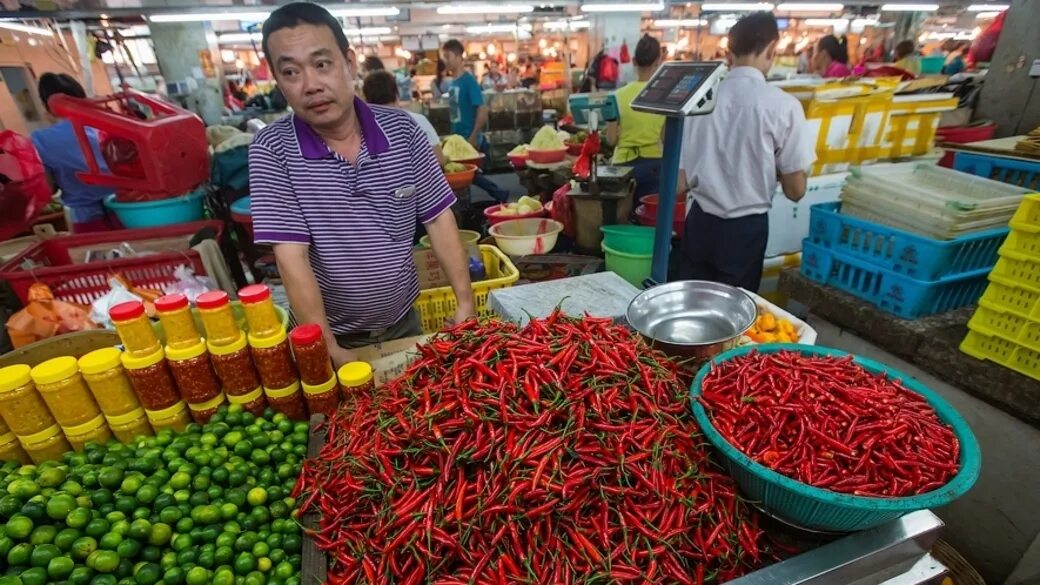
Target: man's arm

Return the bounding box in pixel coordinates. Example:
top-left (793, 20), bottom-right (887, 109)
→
top-left (779, 171), bottom-right (807, 202)
top-left (605, 120), bottom-right (619, 146)
top-left (273, 244), bottom-right (357, 367)
top-left (424, 212), bottom-right (476, 324)
top-left (469, 105), bottom-right (488, 146)
top-left (776, 99), bottom-right (817, 203)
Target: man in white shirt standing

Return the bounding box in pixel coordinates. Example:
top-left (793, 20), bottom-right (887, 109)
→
top-left (678, 12), bottom-right (816, 291)
top-left (363, 70), bottom-right (445, 166)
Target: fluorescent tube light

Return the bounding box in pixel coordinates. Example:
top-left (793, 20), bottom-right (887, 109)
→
top-left (653, 18), bottom-right (708, 27)
top-left (974, 11), bottom-right (1000, 17)
top-left (880, 4), bottom-right (938, 11)
top-left (0, 20), bottom-right (53, 36)
top-left (438, 3), bottom-right (534, 14)
top-left (700, 3), bottom-right (774, 10)
top-left (465, 23), bottom-right (534, 33)
top-left (543, 19), bottom-right (592, 30)
top-left (966, 4), bottom-right (1008, 10)
top-left (776, 3), bottom-right (843, 11)
top-left (581, 2), bottom-right (664, 12)
top-left (217, 32), bottom-right (262, 43)
top-left (149, 12), bottom-right (269, 22)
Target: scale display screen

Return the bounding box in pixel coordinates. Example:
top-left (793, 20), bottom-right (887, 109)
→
top-left (631, 61), bottom-right (725, 115)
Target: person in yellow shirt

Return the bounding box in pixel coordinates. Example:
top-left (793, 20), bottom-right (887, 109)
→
top-left (606, 35), bottom-right (665, 200)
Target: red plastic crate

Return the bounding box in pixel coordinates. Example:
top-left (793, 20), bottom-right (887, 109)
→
top-left (0, 221), bottom-right (223, 305)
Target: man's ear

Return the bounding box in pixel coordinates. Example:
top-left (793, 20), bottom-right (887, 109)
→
top-left (764, 40), bottom-right (778, 61)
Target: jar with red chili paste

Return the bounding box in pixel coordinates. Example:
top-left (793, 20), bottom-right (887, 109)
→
top-left (264, 381), bottom-right (307, 421)
top-left (249, 329), bottom-right (298, 390)
top-left (196, 291), bottom-right (241, 348)
top-left (208, 333), bottom-right (261, 395)
top-left (338, 362), bottom-right (375, 396)
top-left (121, 349), bottom-right (181, 411)
top-left (187, 392), bottom-right (226, 424)
top-left (289, 324), bottom-right (334, 386)
top-left (303, 377), bottom-right (339, 418)
top-left (109, 301), bottom-right (161, 358)
top-left (239, 284), bottom-right (283, 339)
top-left (155, 293), bottom-right (201, 350)
top-left (227, 386), bottom-right (266, 416)
top-left (165, 340), bottom-right (222, 405)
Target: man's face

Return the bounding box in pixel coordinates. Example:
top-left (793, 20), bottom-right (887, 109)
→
top-left (442, 50), bottom-right (462, 75)
top-left (267, 23), bottom-right (354, 130)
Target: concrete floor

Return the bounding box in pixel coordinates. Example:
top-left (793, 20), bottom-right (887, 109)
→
top-left (809, 316), bottom-right (1040, 585)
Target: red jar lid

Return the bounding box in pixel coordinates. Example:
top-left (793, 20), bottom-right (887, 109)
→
top-left (238, 284), bottom-right (271, 304)
top-left (109, 301), bottom-right (145, 322)
top-left (195, 291), bottom-right (230, 309)
top-left (289, 324), bottom-right (322, 346)
top-left (155, 293), bottom-right (189, 312)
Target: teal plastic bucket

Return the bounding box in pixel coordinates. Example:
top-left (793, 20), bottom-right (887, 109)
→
top-left (602, 242), bottom-right (653, 287)
top-left (104, 188), bottom-right (206, 229)
top-left (919, 55), bottom-right (945, 75)
top-left (600, 225), bottom-right (656, 255)
top-left (691, 343), bottom-right (982, 532)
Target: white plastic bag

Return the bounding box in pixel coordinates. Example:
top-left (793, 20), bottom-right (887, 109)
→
top-left (163, 265), bottom-right (215, 302)
top-left (90, 277), bottom-right (144, 328)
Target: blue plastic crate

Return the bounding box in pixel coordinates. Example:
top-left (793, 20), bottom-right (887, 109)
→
top-left (691, 343), bottom-right (981, 532)
top-left (808, 202), bottom-right (1007, 280)
top-left (801, 240), bottom-right (991, 319)
top-left (954, 152), bottom-right (1040, 192)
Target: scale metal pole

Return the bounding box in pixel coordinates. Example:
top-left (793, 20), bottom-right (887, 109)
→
top-left (651, 116), bottom-right (685, 283)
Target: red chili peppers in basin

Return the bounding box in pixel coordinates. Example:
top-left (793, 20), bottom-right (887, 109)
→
top-left (698, 351), bottom-right (960, 498)
top-left (296, 311), bottom-right (769, 584)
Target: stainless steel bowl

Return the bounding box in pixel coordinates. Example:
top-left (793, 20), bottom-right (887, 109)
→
top-left (626, 280), bottom-right (758, 362)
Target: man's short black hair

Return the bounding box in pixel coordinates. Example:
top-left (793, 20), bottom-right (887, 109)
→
top-left (362, 70), bottom-right (398, 106)
top-left (38, 72), bottom-right (85, 113)
top-left (261, 2), bottom-right (350, 64)
top-left (634, 34), bottom-right (661, 68)
top-left (442, 39), bottom-right (464, 56)
top-left (728, 12), bottom-right (779, 58)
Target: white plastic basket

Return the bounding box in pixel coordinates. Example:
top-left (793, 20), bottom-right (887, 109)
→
top-left (848, 163), bottom-right (1031, 213)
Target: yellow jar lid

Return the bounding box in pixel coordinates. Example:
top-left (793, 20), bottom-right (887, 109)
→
top-left (0, 432), bottom-right (17, 445)
top-left (0, 364), bottom-right (32, 393)
top-left (30, 356), bottom-right (79, 386)
top-left (302, 376), bottom-right (337, 395)
top-left (19, 424), bottom-right (61, 445)
top-left (264, 380), bottom-right (300, 399)
top-left (207, 333), bottom-right (248, 356)
top-left (105, 407), bottom-right (146, 426)
top-left (145, 401), bottom-right (188, 422)
top-left (121, 348), bottom-right (166, 370)
top-left (165, 340), bottom-right (207, 362)
top-left (188, 393), bottom-right (226, 412)
top-left (248, 328), bottom-right (287, 350)
top-left (227, 386), bottom-right (263, 405)
top-left (63, 414), bottom-right (106, 437)
top-left (338, 362), bottom-right (373, 387)
top-left (78, 347), bottom-right (124, 375)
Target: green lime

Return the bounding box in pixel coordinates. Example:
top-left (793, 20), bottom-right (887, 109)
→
top-left (132, 562), bottom-right (161, 585)
top-left (66, 508), bottom-right (91, 529)
top-left (268, 548), bottom-right (285, 566)
top-left (36, 467), bottom-right (67, 489)
top-left (84, 519), bottom-right (110, 539)
top-left (184, 566), bottom-right (209, 585)
top-left (272, 561), bottom-right (294, 580)
top-left (214, 545), bottom-right (234, 565)
top-left (28, 525), bottom-right (56, 545)
top-left (0, 576), bottom-right (23, 585)
top-left (7, 480), bottom-right (40, 500)
top-left (29, 543), bottom-right (60, 567)
top-left (7, 541), bottom-right (33, 566)
top-left (0, 535), bottom-right (13, 559)
top-left (147, 523), bottom-right (171, 547)
top-left (233, 552), bottom-right (256, 575)
top-left (138, 546), bottom-right (162, 564)
top-left (5, 516), bottom-right (33, 540)
top-left (92, 550), bottom-right (120, 573)
top-left (114, 496), bottom-right (136, 516)
top-left (0, 495), bottom-right (23, 517)
top-left (67, 566), bottom-right (94, 585)
top-left (97, 469), bottom-right (124, 491)
top-left (245, 488), bottom-right (267, 507)
top-left (174, 517), bottom-right (192, 534)
top-left (90, 489), bottom-right (113, 508)
top-left (243, 570), bottom-right (265, 585)
top-left (127, 519), bottom-right (150, 541)
top-left (53, 528), bottom-right (80, 552)
top-left (45, 495), bottom-right (76, 520)
top-left (251, 542), bottom-right (269, 558)
top-left (70, 537), bottom-right (98, 561)
top-left (197, 549), bottom-right (215, 568)
top-left (17, 567), bottom-right (46, 585)
top-left (47, 555), bottom-right (75, 579)
top-left (282, 534), bottom-right (301, 554)
top-left (232, 441), bottom-right (253, 458)
top-left (168, 472), bottom-right (191, 491)
top-left (161, 566), bottom-right (185, 585)
top-left (212, 567), bottom-right (235, 585)
top-left (99, 532), bottom-right (123, 551)
top-left (134, 485), bottom-right (157, 506)
top-left (109, 520), bottom-right (130, 538)
top-left (119, 476), bottom-right (142, 496)
top-left (115, 538), bottom-right (140, 560)
top-left (158, 507), bottom-right (181, 525)
top-left (256, 557), bottom-right (271, 572)
top-left (89, 574), bottom-right (117, 585)
top-left (170, 534), bottom-right (192, 552)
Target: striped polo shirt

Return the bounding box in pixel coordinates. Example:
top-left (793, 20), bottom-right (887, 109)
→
top-left (249, 97), bottom-right (455, 334)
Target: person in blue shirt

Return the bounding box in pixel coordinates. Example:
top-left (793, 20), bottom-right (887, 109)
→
top-left (441, 39), bottom-right (508, 203)
top-left (31, 73), bottom-right (115, 233)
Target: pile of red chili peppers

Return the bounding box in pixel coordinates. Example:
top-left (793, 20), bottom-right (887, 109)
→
top-left (296, 312), bottom-right (766, 584)
top-left (698, 351), bottom-right (960, 498)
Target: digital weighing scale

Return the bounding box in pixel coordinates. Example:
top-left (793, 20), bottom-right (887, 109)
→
top-left (631, 61), bottom-right (728, 282)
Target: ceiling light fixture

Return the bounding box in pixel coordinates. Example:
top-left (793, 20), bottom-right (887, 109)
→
top-left (974, 10), bottom-right (1000, 17)
top-left (543, 19), bottom-right (591, 30)
top-left (217, 32), bottom-right (263, 43)
top-left (329, 7), bottom-right (401, 16)
top-left (438, 3), bottom-right (534, 14)
top-left (700, 2), bottom-right (774, 10)
top-left (879, 4), bottom-right (939, 11)
top-left (804, 17), bottom-right (848, 26)
top-left (464, 23), bottom-right (534, 33)
top-left (653, 18), bottom-right (708, 27)
top-left (580, 2), bottom-right (664, 12)
top-left (966, 4), bottom-right (1008, 10)
top-left (346, 26), bottom-right (394, 36)
top-left (775, 3), bottom-right (843, 11)
top-left (0, 20), bottom-right (54, 36)
top-left (149, 12), bottom-right (269, 22)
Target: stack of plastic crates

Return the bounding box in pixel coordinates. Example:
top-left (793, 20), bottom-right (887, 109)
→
top-left (841, 162), bottom-right (1032, 239)
top-left (953, 151), bottom-right (1040, 192)
top-left (961, 195), bottom-right (1040, 382)
top-left (802, 202), bottom-right (1007, 319)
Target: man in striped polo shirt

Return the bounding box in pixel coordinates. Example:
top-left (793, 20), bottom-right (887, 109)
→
top-left (250, 2), bottom-right (475, 367)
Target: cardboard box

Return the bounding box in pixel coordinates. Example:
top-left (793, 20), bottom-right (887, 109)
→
top-left (354, 334), bottom-right (431, 385)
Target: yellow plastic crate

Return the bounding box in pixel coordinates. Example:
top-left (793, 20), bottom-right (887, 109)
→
top-left (960, 327), bottom-right (1040, 383)
top-left (880, 96), bottom-right (959, 159)
top-left (1002, 229), bottom-right (1040, 258)
top-left (979, 274), bottom-right (1040, 320)
top-left (414, 244), bottom-right (519, 333)
top-left (969, 303), bottom-right (1040, 353)
top-left (1011, 194), bottom-right (1040, 227)
top-left (804, 92), bottom-right (894, 176)
top-left (992, 249), bottom-right (1040, 292)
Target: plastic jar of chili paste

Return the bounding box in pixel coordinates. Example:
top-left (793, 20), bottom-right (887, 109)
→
top-left (31, 357), bottom-right (102, 428)
top-left (121, 349), bottom-right (181, 411)
top-left (146, 401), bottom-right (191, 433)
top-left (187, 392), bottom-right (226, 424)
top-left (78, 348), bottom-right (141, 417)
top-left (264, 381), bottom-right (308, 421)
top-left (63, 414), bottom-right (113, 452)
top-left (20, 425), bottom-right (72, 464)
top-left (0, 432), bottom-right (30, 464)
top-left (226, 386), bottom-right (266, 416)
top-left (165, 340), bottom-right (222, 405)
top-left (109, 301), bottom-right (162, 358)
top-left (106, 407), bottom-right (153, 443)
top-left (208, 333), bottom-right (261, 395)
top-left (196, 291), bottom-right (241, 347)
top-left (302, 377), bottom-right (339, 418)
top-left (249, 329), bottom-right (298, 390)
top-left (0, 364), bottom-right (56, 437)
top-left (338, 362), bottom-right (375, 396)
top-left (289, 324), bottom-right (335, 386)
top-left (239, 285), bottom-right (283, 339)
top-left (155, 293), bottom-right (202, 350)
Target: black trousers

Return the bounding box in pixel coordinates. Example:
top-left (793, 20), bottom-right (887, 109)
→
top-left (679, 202), bottom-right (769, 292)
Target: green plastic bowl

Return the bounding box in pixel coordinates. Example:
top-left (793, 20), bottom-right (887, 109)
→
top-left (691, 343), bottom-right (982, 532)
top-left (602, 242), bottom-right (653, 288)
top-left (600, 225), bottom-right (656, 255)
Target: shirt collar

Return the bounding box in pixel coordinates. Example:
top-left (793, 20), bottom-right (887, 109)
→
top-left (726, 66), bottom-right (767, 82)
top-left (292, 96), bottom-right (390, 160)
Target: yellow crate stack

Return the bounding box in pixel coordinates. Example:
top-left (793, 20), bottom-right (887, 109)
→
top-left (961, 195), bottom-right (1040, 381)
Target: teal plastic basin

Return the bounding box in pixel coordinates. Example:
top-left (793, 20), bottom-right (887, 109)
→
top-left (691, 343), bottom-right (982, 532)
top-left (600, 225), bottom-right (656, 255)
top-left (104, 188), bottom-right (206, 229)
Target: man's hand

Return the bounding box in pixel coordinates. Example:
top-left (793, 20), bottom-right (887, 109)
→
top-left (329, 344), bottom-right (359, 370)
top-left (468, 134), bottom-right (481, 148)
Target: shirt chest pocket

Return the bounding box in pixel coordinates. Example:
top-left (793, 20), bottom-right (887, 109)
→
top-left (360, 183), bottom-right (418, 242)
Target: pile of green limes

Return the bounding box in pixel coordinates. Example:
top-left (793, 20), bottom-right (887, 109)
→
top-left (0, 405), bottom-right (309, 585)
